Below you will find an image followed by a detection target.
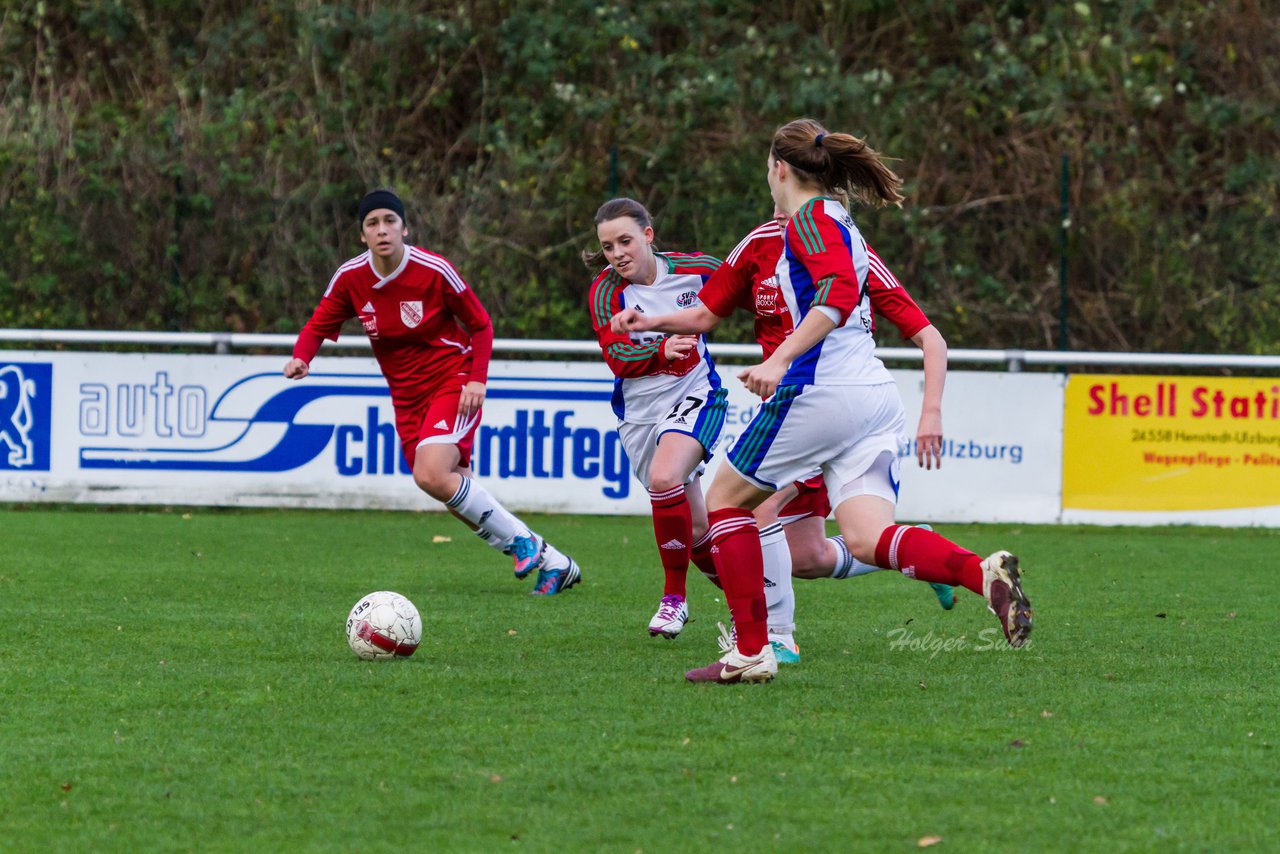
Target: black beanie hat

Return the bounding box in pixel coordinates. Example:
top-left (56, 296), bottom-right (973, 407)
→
top-left (357, 189), bottom-right (405, 223)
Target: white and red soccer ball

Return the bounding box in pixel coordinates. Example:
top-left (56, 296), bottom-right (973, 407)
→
top-left (346, 591), bottom-right (422, 660)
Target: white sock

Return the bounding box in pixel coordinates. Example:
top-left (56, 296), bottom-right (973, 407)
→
top-left (829, 534), bottom-right (882, 579)
top-left (464, 518), bottom-right (508, 552)
top-left (760, 522), bottom-right (795, 638)
top-left (445, 477), bottom-right (530, 553)
top-left (541, 542), bottom-right (573, 572)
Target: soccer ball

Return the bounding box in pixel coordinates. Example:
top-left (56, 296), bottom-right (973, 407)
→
top-left (346, 591), bottom-right (422, 660)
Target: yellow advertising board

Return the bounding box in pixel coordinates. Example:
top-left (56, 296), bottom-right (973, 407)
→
top-left (1063, 375), bottom-right (1280, 511)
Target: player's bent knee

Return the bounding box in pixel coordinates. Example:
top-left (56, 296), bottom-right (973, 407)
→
top-left (843, 535), bottom-right (880, 566)
top-left (705, 467), bottom-right (769, 513)
top-left (788, 544), bottom-right (829, 576)
top-left (647, 471), bottom-right (686, 493)
top-left (412, 467), bottom-right (453, 501)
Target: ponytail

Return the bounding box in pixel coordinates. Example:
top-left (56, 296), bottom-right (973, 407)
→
top-left (772, 118), bottom-right (904, 207)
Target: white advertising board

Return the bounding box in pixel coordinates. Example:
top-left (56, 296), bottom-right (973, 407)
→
top-left (893, 371), bottom-right (1064, 524)
top-left (0, 351), bottom-right (1062, 523)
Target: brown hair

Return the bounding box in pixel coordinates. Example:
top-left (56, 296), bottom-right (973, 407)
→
top-left (581, 197), bottom-right (655, 270)
top-left (771, 118), bottom-right (904, 207)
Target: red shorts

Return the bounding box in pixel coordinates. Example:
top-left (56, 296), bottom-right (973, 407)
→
top-left (395, 387), bottom-right (481, 469)
top-left (779, 473), bottom-right (830, 521)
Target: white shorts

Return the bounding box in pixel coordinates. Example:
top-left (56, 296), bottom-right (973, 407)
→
top-left (618, 387), bottom-right (728, 488)
top-left (726, 382), bottom-right (906, 503)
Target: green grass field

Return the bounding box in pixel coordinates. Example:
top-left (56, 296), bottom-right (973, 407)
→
top-left (2, 507), bottom-right (1275, 852)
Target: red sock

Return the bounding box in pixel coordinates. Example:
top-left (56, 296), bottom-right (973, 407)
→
top-left (650, 485), bottom-right (692, 598)
top-left (707, 507), bottom-right (768, 655)
top-left (874, 525), bottom-right (983, 595)
top-left (690, 532), bottom-right (721, 589)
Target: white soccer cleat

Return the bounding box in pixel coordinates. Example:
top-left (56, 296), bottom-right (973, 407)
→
top-left (685, 642), bottom-right (778, 684)
top-left (648, 594), bottom-right (689, 639)
top-left (980, 550), bottom-right (1033, 647)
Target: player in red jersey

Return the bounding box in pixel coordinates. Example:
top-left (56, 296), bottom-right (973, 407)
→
top-left (285, 189), bottom-right (581, 595)
top-left (585, 198), bottom-right (729, 639)
top-left (612, 208), bottom-right (954, 663)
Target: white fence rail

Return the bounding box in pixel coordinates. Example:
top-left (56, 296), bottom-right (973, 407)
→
top-left (3, 328), bottom-right (1279, 371)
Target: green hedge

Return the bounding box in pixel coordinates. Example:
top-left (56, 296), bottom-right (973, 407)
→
top-left (1, 0), bottom-right (1276, 353)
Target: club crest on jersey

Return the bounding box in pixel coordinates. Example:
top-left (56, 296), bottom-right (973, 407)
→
top-left (676, 291), bottom-right (698, 309)
top-left (400, 301), bottom-right (424, 328)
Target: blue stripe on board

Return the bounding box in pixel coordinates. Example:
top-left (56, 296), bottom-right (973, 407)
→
top-left (486, 389), bottom-right (613, 401)
top-left (490, 376), bottom-right (619, 385)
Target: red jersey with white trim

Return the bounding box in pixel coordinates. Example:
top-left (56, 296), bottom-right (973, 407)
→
top-left (292, 246), bottom-right (494, 414)
top-left (698, 221), bottom-right (793, 358)
top-left (700, 220), bottom-right (930, 359)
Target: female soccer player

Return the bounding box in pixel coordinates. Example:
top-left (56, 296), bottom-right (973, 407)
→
top-left (585, 197), bottom-right (728, 638)
top-left (611, 207), bottom-right (954, 664)
top-left (683, 120), bottom-right (1033, 683)
top-left (284, 188), bottom-right (581, 595)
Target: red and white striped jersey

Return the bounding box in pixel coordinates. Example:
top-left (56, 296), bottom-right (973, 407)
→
top-left (699, 219), bottom-right (931, 359)
top-left (292, 246), bottom-right (494, 413)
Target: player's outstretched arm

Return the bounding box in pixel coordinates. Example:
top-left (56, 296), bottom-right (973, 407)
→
top-left (910, 324), bottom-right (947, 469)
top-left (283, 358), bottom-right (310, 380)
top-left (610, 304), bottom-right (720, 336)
top-left (738, 309), bottom-right (837, 399)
